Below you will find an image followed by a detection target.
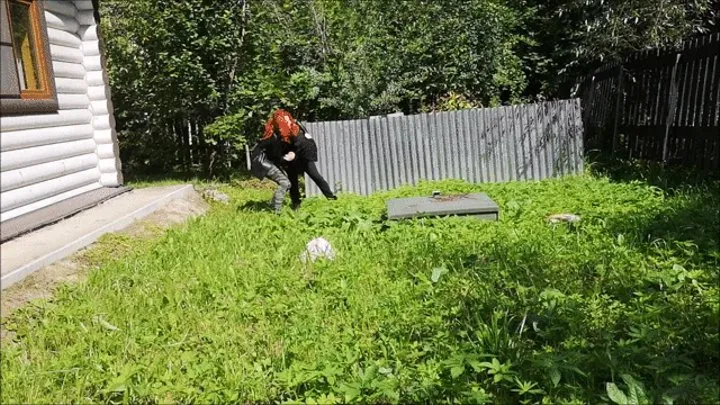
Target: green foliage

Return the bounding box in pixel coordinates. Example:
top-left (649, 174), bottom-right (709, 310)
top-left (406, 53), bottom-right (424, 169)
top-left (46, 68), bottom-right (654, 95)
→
top-left (101, 0), bottom-right (527, 175)
top-left (100, 0), bottom-right (716, 177)
top-left (203, 110), bottom-right (251, 169)
top-left (2, 175), bottom-right (718, 403)
top-left (421, 91), bottom-right (485, 113)
top-left (101, 0), bottom-right (247, 174)
top-left (515, 0), bottom-right (717, 97)
top-left (607, 374), bottom-right (650, 405)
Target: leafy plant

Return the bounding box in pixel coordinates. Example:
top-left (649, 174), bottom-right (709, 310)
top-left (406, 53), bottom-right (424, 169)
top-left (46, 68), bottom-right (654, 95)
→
top-left (607, 374), bottom-right (650, 405)
top-left (1, 175), bottom-right (718, 403)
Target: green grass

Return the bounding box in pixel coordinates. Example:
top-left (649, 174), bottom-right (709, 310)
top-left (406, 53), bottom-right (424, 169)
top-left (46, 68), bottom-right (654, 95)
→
top-left (2, 175), bottom-right (718, 404)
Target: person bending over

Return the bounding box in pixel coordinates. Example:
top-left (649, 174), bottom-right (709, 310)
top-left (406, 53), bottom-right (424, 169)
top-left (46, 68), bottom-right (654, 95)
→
top-left (271, 109), bottom-right (337, 209)
top-left (250, 112), bottom-right (297, 214)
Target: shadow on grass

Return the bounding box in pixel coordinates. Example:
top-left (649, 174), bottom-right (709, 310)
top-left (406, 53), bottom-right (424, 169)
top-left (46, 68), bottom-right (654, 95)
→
top-left (587, 154), bottom-right (719, 192)
top-left (237, 199), bottom-right (272, 213)
top-left (417, 156), bottom-right (720, 403)
top-left (123, 171), bottom-right (199, 188)
top-left (124, 168), bottom-right (255, 188)
top-left (588, 155), bottom-right (720, 260)
top-left (436, 193), bottom-right (719, 403)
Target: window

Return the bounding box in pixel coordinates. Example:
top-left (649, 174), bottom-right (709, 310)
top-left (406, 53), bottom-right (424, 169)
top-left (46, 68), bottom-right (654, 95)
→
top-left (1, 0), bottom-right (57, 115)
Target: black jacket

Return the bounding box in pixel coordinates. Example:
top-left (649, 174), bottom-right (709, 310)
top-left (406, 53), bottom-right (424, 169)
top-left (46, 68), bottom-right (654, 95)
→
top-left (250, 132), bottom-right (291, 180)
top-left (255, 132), bottom-right (290, 166)
top-left (293, 122), bottom-right (318, 162)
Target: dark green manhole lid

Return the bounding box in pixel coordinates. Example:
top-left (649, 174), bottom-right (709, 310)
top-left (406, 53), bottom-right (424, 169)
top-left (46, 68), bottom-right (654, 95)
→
top-left (387, 192), bottom-right (500, 220)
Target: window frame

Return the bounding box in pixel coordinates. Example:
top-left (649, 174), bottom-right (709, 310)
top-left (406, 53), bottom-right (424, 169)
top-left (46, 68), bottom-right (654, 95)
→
top-left (1, 0), bottom-right (58, 116)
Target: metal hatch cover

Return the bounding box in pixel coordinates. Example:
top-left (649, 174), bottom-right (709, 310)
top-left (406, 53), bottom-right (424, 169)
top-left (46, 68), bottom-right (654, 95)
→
top-left (386, 192), bottom-right (500, 220)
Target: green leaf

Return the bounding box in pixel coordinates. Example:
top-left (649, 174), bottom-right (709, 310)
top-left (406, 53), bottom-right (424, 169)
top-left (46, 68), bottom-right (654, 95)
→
top-left (450, 365), bottom-right (465, 379)
top-left (607, 382), bottom-right (628, 405)
top-left (92, 315), bottom-right (119, 332)
top-left (339, 382), bottom-right (362, 401)
top-left (431, 266), bottom-right (449, 283)
top-left (621, 374), bottom-right (648, 404)
top-left (549, 368), bottom-right (561, 387)
top-left (468, 360), bottom-right (485, 372)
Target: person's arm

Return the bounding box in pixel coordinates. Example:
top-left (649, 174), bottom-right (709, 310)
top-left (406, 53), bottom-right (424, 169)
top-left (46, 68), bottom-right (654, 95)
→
top-left (257, 134), bottom-right (284, 164)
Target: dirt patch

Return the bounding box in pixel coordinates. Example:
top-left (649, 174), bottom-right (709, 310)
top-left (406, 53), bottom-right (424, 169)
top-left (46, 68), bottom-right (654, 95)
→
top-left (433, 193), bottom-right (470, 202)
top-left (0, 192), bottom-right (209, 335)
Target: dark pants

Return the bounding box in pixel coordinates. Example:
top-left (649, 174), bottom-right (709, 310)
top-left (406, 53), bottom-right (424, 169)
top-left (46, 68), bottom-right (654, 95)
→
top-left (287, 160), bottom-right (334, 205)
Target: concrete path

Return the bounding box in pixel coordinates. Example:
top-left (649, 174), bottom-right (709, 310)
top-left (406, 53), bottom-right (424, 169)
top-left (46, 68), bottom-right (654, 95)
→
top-left (1, 184), bottom-right (195, 289)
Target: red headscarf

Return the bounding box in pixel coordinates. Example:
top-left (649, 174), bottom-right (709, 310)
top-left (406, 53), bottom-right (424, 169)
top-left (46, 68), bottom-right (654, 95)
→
top-left (262, 109), bottom-right (300, 143)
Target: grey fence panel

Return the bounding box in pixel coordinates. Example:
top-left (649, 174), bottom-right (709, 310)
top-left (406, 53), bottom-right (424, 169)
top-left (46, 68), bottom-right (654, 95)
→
top-left (436, 112), bottom-right (448, 179)
top-left (368, 119), bottom-right (388, 190)
top-left (496, 107), bottom-right (507, 180)
top-left (506, 106), bottom-right (515, 179)
top-left (521, 104), bottom-right (534, 180)
top-left (393, 117), bottom-right (406, 186)
top-left (343, 119), bottom-right (353, 191)
top-left (554, 101), bottom-right (565, 177)
top-left (500, 106), bottom-right (510, 181)
top-left (350, 119), bottom-right (362, 193)
top-left (489, 107), bottom-right (501, 182)
top-left (496, 107), bottom-right (506, 180)
top-left (409, 115), bottom-right (423, 184)
top-left (303, 99), bottom-right (585, 197)
top-left (350, 119), bottom-right (361, 195)
top-left (322, 121), bottom-right (334, 193)
top-left (336, 120), bottom-right (347, 192)
top-left (540, 102), bottom-right (553, 178)
top-left (452, 110), bottom-right (462, 179)
top-left (345, 119), bottom-right (356, 194)
top-left (476, 108), bottom-right (487, 182)
top-left (360, 119), bottom-right (372, 196)
top-left (360, 118), bottom-right (372, 195)
top-left (328, 121), bottom-right (340, 192)
top-left (320, 121), bottom-right (330, 195)
top-left (510, 106), bottom-right (521, 180)
top-left (419, 113), bottom-right (432, 182)
top-left (450, 110), bottom-right (462, 180)
top-left (542, 103), bottom-right (553, 178)
top-left (465, 109), bottom-right (478, 182)
top-left (382, 118), bottom-right (394, 189)
top-left (480, 108), bottom-right (493, 182)
top-left (554, 100), bottom-right (565, 177)
top-left (428, 113), bottom-right (440, 180)
top-left (516, 105), bottom-right (529, 180)
top-left (403, 116), bottom-right (415, 186)
top-left (460, 109), bottom-right (472, 182)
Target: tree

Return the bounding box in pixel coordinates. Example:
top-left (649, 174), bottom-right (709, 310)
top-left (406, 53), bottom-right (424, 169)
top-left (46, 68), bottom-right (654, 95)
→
top-left (514, 0), bottom-right (717, 98)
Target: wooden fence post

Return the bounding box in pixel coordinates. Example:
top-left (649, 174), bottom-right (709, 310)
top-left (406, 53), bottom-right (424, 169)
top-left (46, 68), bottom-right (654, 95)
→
top-left (662, 53), bottom-right (682, 164)
top-left (611, 65), bottom-right (623, 156)
top-left (582, 75), bottom-right (595, 150)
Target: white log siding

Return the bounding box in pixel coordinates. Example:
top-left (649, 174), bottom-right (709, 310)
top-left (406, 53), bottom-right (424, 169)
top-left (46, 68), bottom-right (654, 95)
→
top-left (0, 0), bottom-right (123, 222)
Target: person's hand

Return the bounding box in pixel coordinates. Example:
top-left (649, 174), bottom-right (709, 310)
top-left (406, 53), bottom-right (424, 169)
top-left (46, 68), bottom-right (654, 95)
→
top-left (283, 151), bottom-right (296, 161)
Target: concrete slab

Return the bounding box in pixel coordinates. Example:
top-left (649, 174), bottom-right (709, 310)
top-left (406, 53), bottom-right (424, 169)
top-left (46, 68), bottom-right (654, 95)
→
top-left (387, 192), bottom-right (500, 220)
top-left (1, 186), bottom-right (133, 243)
top-left (1, 184), bottom-right (195, 289)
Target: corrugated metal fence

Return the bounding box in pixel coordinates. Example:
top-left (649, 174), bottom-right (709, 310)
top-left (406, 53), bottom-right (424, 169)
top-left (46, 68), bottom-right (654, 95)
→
top-left (303, 99), bottom-right (584, 196)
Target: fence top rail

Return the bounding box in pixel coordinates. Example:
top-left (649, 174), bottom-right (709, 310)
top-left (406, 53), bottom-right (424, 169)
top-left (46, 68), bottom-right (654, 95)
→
top-left (302, 99), bottom-right (581, 126)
